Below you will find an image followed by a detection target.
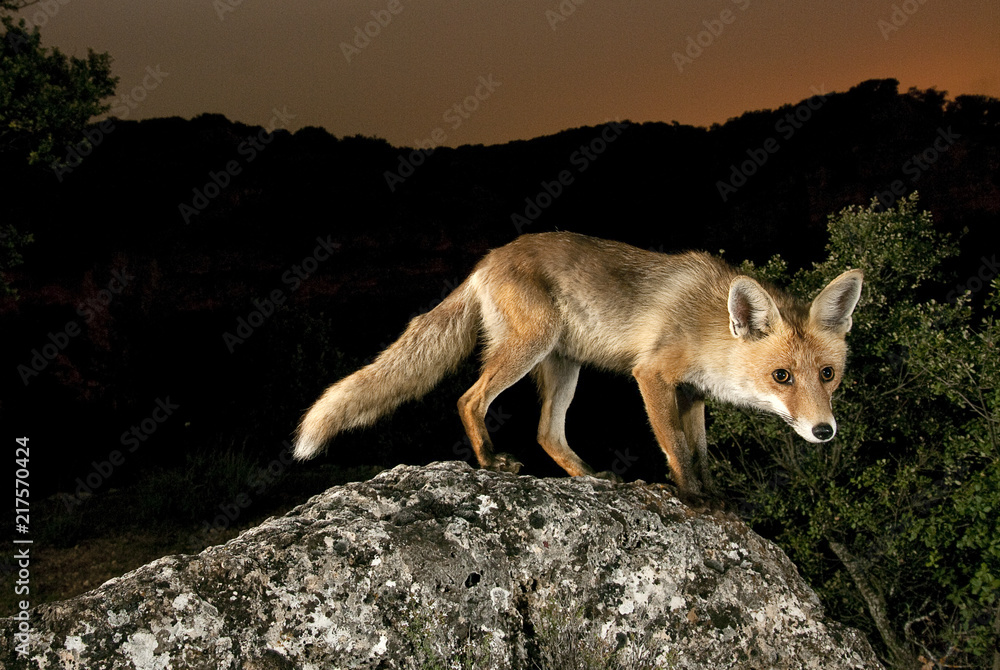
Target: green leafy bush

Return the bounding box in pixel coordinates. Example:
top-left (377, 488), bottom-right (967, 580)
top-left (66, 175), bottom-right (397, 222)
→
top-left (709, 193), bottom-right (999, 669)
top-left (1, 1), bottom-right (117, 165)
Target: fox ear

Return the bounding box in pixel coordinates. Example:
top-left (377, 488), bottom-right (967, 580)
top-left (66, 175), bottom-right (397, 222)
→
top-left (728, 277), bottom-right (781, 339)
top-left (809, 269), bottom-right (864, 334)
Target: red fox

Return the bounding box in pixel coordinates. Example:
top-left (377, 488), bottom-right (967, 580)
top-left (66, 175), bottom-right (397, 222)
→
top-left (293, 232), bottom-right (863, 496)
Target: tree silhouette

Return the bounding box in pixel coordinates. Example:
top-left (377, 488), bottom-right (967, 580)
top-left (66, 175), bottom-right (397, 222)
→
top-left (1, 0), bottom-right (117, 165)
top-left (0, 0), bottom-right (117, 294)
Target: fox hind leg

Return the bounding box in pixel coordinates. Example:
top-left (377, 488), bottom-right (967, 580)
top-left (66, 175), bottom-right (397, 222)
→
top-left (458, 338), bottom-right (555, 474)
top-left (532, 353), bottom-right (601, 477)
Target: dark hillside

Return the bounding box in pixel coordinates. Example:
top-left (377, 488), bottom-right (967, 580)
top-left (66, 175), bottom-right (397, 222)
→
top-left (2, 78), bottom-right (998, 496)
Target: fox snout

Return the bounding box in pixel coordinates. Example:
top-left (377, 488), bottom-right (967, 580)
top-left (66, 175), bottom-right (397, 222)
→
top-left (812, 423), bottom-right (835, 441)
top-left (790, 417), bottom-right (837, 443)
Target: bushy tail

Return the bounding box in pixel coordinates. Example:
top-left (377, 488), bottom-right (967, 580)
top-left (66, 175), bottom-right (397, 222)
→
top-left (293, 280), bottom-right (479, 460)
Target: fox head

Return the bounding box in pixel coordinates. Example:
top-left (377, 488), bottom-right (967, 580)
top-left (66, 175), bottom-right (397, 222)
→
top-left (726, 269), bottom-right (864, 443)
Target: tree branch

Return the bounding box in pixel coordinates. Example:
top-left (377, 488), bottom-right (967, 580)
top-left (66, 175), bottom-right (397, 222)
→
top-left (829, 539), bottom-right (918, 668)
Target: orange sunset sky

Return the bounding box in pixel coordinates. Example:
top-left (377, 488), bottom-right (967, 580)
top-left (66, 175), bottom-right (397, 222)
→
top-left (17, 0), bottom-right (1000, 148)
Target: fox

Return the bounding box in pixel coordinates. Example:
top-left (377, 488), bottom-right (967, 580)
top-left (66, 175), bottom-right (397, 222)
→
top-left (293, 232), bottom-right (863, 496)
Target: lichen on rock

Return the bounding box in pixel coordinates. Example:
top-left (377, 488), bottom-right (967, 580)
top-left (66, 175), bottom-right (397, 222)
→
top-left (1, 461), bottom-right (883, 669)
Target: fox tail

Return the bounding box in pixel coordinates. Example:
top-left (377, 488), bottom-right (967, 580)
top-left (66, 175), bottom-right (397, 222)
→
top-left (293, 280), bottom-right (479, 460)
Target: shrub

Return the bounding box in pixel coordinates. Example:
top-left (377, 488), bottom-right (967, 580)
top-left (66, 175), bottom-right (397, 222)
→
top-left (709, 193), bottom-right (999, 668)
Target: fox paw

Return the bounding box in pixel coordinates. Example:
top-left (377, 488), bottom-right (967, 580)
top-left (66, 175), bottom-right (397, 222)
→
top-left (676, 487), bottom-right (725, 511)
top-left (592, 470), bottom-right (623, 483)
top-left (488, 453), bottom-right (523, 474)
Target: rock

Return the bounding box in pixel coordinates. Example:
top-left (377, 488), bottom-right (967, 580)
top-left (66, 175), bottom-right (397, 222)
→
top-left (1, 461), bottom-right (883, 669)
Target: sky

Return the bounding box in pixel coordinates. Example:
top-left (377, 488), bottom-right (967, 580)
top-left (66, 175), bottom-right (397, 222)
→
top-left (16, 0), bottom-right (1000, 148)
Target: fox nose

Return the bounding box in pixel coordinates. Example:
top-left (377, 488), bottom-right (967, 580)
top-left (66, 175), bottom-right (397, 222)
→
top-left (812, 423), bottom-right (835, 441)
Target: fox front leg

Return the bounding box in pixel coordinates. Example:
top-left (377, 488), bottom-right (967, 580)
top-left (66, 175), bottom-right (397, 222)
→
top-left (677, 384), bottom-right (713, 492)
top-left (633, 367), bottom-right (701, 497)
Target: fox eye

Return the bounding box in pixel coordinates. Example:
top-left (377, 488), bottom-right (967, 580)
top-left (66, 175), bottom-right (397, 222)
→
top-left (772, 369), bottom-right (792, 384)
top-left (821, 366), bottom-right (836, 382)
